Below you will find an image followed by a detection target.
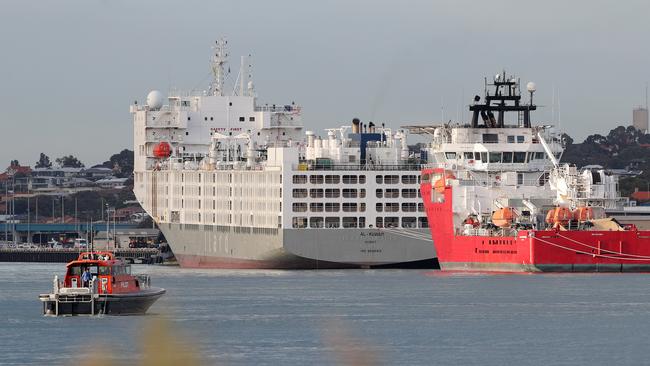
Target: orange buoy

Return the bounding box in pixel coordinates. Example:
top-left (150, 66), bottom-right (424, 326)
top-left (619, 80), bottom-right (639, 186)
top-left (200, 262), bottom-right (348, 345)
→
top-left (153, 142), bottom-right (171, 158)
top-left (492, 207), bottom-right (517, 228)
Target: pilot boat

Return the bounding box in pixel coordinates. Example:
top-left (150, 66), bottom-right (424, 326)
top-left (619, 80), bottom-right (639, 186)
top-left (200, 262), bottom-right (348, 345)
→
top-left (39, 251), bottom-right (165, 315)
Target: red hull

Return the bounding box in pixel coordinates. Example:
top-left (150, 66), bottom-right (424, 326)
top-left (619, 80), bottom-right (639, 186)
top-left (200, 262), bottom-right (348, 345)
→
top-left (421, 168), bottom-right (650, 272)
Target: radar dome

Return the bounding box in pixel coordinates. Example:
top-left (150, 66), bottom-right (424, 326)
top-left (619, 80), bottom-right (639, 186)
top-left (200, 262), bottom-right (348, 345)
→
top-left (146, 90), bottom-right (164, 110)
top-left (526, 82), bottom-right (537, 92)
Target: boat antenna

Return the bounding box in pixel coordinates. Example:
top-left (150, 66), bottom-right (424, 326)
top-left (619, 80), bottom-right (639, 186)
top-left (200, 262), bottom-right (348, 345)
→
top-left (209, 38), bottom-right (229, 96)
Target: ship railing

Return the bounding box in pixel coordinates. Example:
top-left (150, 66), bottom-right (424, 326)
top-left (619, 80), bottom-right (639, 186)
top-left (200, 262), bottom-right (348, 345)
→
top-left (255, 105), bottom-right (301, 113)
top-left (292, 163), bottom-right (422, 171)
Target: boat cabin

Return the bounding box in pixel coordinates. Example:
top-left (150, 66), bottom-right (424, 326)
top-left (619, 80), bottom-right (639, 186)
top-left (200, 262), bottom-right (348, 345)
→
top-left (63, 251), bottom-right (140, 294)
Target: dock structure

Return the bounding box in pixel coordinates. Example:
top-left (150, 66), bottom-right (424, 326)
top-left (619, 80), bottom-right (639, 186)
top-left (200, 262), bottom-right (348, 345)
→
top-left (0, 248), bottom-right (161, 263)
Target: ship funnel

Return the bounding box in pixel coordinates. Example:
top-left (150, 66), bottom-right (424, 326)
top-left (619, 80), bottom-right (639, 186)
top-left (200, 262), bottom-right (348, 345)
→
top-left (352, 118), bottom-right (360, 134)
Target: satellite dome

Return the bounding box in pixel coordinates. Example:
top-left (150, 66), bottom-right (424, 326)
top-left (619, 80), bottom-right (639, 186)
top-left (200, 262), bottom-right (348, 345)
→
top-left (526, 82), bottom-right (537, 92)
top-left (146, 90), bottom-right (164, 110)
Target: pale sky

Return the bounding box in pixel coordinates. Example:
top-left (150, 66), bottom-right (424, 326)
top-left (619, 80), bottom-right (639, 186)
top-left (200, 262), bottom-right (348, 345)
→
top-left (1, 0), bottom-right (649, 167)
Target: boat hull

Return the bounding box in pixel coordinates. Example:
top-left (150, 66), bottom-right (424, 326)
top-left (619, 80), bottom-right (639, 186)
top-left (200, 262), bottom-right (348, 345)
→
top-left (161, 223), bottom-right (435, 269)
top-left (41, 288), bottom-right (166, 316)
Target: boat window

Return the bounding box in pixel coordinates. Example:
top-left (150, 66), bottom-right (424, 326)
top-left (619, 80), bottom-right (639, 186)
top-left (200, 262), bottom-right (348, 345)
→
top-left (342, 217), bottom-right (358, 228)
top-left (402, 217), bottom-right (417, 228)
top-left (292, 217), bottom-right (308, 228)
top-left (384, 217), bottom-right (399, 228)
top-left (310, 202), bottom-right (324, 212)
top-left (507, 135), bottom-right (515, 143)
top-left (384, 175), bottom-right (399, 184)
top-left (325, 175), bottom-right (340, 184)
top-left (513, 152), bottom-right (526, 163)
top-left (292, 175), bottom-right (307, 184)
top-left (482, 134), bottom-right (498, 143)
top-left (325, 217), bottom-right (340, 228)
top-left (325, 188), bottom-right (340, 198)
top-left (69, 266), bottom-right (82, 276)
top-left (463, 152), bottom-right (474, 159)
top-left (401, 175), bottom-right (417, 184)
top-left (99, 266), bottom-right (111, 275)
top-left (310, 175), bottom-right (324, 184)
top-left (342, 203), bottom-right (357, 212)
top-left (292, 203), bottom-right (307, 212)
top-left (293, 189), bottom-right (308, 198)
top-left (535, 152), bottom-right (546, 160)
top-left (480, 152), bottom-right (487, 162)
top-left (325, 202), bottom-right (340, 212)
top-left (502, 152), bottom-right (513, 163)
top-left (310, 189), bottom-right (324, 198)
top-left (402, 202), bottom-right (417, 212)
top-left (517, 136), bottom-right (525, 143)
top-left (342, 175), bottom-right (358, 184)
top-left (489, 152), bottom-right (502, 163)
top-left (310, 217), bottom-right (324, 228)
top-left (445, 152), bottom-right (457, 160)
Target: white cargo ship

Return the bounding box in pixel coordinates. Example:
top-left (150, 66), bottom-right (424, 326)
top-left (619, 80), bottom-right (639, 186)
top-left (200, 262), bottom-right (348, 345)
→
top-left (132, 39), bottom-right (434, 268)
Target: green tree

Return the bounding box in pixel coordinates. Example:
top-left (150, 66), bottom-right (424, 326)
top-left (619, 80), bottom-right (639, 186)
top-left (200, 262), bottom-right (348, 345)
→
top-left (35, 153), bottom-right (52, 168)
top-left (56, 155), bottom-right (85, 168)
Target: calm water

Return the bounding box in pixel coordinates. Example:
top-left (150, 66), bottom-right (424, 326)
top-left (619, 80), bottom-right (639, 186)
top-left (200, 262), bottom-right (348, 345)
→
top-left (2, 264), bottom-right (650, 365)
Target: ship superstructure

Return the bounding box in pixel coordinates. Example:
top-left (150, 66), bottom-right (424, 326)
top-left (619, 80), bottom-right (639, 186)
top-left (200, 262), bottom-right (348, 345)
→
top-left (132, 39), bottom-right (434, 268)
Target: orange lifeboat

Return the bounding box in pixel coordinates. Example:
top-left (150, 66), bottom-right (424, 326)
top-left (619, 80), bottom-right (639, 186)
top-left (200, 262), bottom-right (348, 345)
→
top-left (547, 207), bottom-right (572, 226)
top-left (492, 207), bottom-right (517, 228)
top-left (433, 172), bottom-right (456, 193)
top-left (153, 142), bottom-right (171, 158)
top-left (573, 206), bottom-right (605, 221)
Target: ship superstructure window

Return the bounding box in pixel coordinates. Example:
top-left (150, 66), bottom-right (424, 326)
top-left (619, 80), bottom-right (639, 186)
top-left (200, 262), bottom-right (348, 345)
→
top-left (376, 189), bottom-right (383, 198)
top-left (310, 202), bottom-right (324, 212)
top-left (385, 203), bottom-right (399, 212)
top-left (418, 203), bottom-right (424, 212)
top-left (342, 189), bottom-right (357, 198)
top-left (376, 176), bottom-right (383, 184)
top-left (534, 152), bottom-right (545, 160)
top-left (402, 217), bottom-right (417, 228)
top-left (293, 189), bottom-right (308, 198)
top-left (418, 217), bottom-right (428, 228)
top-left (325, 175), bottom-right (340, 184)
top-left (292, 217), bottom-right (308, 228)
top-left (310, 175), bottom-right (324, 184)
top-left (325, 188), bottom-right (340, 198)
top-left (517, 173), bottom-right (524, 185)
top-left (402, 202), bottom-right (417, 212)
top-left (342, 203), bottom-right (357, 212)
top-left (445, 152), bottom-right (456, 160)
top-left (517, 136), bottom-right (525, 143)
top-left (249, 117), bottom-right (255, 122)
top-left (360, 203), bottom-right (366, 212)
top-left (325, 217), bottom-right (340, 228)
top-left (384, 175), bottom-right (399, 184)
top-left (359, 217), bottom-right (366, 228)
top-left (513, 152), bottom-right (526, 163)
top-left (483, 134), bottom-right (498, 143)
top-left (474, 152), bottom-right (481, 160)
top-left (402, 189), bottom-right (417, 198)
top-left (310, 189), bottom-right (324, 198)
top-left (502, 152), bottom-right (513, 163)
top-left (325, 203), bottom-right (340, 212)
top-left (310, 217), bottom-right (324, 228)
top-left (342, 175), bottom-right (357, 184)
top-left (385, 189), bottom-right (399, 198)
top-left (402, 175), bottom-right (417, 184)
top-left (292, 203), bottom-right (307, 212)
top-left (376, 217), bottom-right (383, 228)
top-left (342, 217), bottom-right (358, 228)
top-left (239, 116), bottom-right (245, 122)
top-left (359, 189), bottom-right (366, 198)
top-left (376, 203), bottom-right (383, 212)
top-left (293, 175), bottom-right (307, 184)
top-left (507, 135), bottom-right (515, 143)
top-left (480, 152), bottom-right (487, 162)
top-left (359, 175), bottom-right (366, 184)
top-left (464, 152), bottom-right (474, 159)
top-left (385, 217), bottom-right (399, 228)
top-left (489, 152), bottom-right (502, 163)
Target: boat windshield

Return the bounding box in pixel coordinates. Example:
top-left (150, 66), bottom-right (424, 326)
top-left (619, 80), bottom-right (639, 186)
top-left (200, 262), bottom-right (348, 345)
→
top-left (69, 264), bottom-right (111, 276)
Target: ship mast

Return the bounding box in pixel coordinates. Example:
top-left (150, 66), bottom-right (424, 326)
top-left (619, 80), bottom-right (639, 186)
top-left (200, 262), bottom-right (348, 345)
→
top-left (209, 38), bottom-right (229, 96)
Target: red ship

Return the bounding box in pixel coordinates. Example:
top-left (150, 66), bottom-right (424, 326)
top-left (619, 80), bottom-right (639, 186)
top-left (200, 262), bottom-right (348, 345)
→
top-left (410, 72), bottom-right (650, 272)
top-left (421, 168), bottom-right (650, 272)
top-left (39, 251), bottom-right (165, 315)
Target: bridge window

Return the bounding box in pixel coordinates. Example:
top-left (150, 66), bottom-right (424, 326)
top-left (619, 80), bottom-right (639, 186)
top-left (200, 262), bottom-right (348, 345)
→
top-left (489, 152), bottom-right (502, 163)
top-left (463, 152), bottom-right (474, 159)
top-left (513, 152), bottom-right (526, 163)
top-left (502, 152), bottom-right (513, 163)
top-left (445, 152), bottom-right (457, 160)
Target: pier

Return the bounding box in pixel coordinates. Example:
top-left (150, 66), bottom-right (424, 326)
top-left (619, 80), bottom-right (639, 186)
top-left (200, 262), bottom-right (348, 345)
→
top-left (0, 248), bottom-right (162, 263)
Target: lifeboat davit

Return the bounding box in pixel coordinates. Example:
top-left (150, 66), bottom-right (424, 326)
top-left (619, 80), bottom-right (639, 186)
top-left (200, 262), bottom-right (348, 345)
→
top-left (492, 207), bottom-right (517, 228)
top-left (153, 142), bottom-right (171, 158)
top-left (546, 207), bottom-right (573, 226)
